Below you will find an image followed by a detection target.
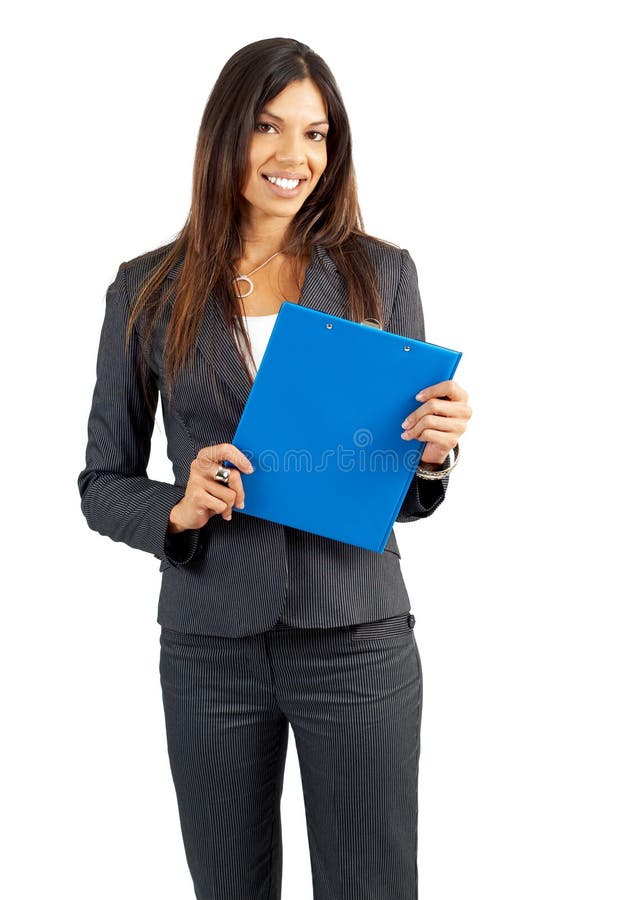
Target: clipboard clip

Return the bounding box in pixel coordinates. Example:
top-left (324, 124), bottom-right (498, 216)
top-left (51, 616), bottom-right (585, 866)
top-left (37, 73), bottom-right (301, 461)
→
top-left (325, 318), bottom-right (382, 331)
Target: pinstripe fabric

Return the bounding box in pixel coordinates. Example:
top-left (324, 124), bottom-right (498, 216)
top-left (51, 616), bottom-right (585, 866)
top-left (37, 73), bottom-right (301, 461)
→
top-left (77, 235), bottom-right (444, 899)
top-left (77, 236), bottom-right (448, 637)
top-left (159, 612), bottom-right (423, 900)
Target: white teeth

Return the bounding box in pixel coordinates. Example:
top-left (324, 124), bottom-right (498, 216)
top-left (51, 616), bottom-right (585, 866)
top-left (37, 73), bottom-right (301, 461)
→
top-left (266, 176), bottom-right (300, 189)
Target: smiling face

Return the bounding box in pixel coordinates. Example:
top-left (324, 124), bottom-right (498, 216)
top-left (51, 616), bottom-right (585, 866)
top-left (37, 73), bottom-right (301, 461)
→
top-left (239, 78), bottom-right (329, 233)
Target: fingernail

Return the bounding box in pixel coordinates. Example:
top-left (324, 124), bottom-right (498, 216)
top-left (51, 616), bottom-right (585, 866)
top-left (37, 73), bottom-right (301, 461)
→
top-left (416, 391), bottom-right (425, 401)
top-left (401, 419), bottom-right (410, 429)
top-left (225, 514), bottom-right (232, 521)
top-left (237, 502), bottom-right (245, 509)
top-left (401, 432), bottom-right (410, 440)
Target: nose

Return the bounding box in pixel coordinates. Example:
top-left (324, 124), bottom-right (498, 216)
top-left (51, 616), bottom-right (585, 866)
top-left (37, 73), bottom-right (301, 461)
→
top-left (275, 130), bottom-right (306, 166)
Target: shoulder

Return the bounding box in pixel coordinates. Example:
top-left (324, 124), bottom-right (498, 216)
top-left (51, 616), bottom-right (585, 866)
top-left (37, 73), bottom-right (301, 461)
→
top-left (353, 232), bottom-right (404, 262)
top-left (350, 232), bottom-right (415, 293)
top-left (119, 239), bottom-right (182, 292)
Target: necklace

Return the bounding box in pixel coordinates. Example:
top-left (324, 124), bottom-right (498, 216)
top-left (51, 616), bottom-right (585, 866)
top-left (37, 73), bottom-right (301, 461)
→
top-left (233, 250), bottom-right (281, 299)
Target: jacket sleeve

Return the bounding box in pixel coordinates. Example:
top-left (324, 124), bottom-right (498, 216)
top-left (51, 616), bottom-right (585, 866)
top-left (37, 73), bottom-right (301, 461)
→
top-left (77, 263), bottom-right (203, 566)
top-left (388, 249), bottom-right (449, 523)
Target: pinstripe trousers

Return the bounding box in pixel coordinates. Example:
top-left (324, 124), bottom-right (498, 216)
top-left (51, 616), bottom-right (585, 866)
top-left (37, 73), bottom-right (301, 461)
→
top-left (159, 613), bottom-right (423, 900)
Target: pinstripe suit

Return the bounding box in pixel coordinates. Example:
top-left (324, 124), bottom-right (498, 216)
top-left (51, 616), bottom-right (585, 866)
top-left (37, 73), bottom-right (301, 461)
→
top-left (77, 236), bottom-right (448, 899)
top-left (77, 237), bottom-right (447, 637)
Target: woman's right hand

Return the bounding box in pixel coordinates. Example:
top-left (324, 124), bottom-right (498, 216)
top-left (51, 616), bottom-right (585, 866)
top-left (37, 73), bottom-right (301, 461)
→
top-left (167, 443), bottom-right (254, 533)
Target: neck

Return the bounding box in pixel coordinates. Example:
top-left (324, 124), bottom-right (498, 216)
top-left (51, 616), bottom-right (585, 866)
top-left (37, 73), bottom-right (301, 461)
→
top-left (238, 209), bottom-right (293, 266)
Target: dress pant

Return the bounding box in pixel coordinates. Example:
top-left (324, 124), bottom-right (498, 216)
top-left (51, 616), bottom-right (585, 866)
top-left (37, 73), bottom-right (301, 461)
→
top-left (159, 613), bottom-right (423, 900)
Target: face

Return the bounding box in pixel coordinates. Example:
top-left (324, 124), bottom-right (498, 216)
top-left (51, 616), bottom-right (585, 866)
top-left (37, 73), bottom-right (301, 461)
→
top-left (240, 78), bottom-right (329, 230)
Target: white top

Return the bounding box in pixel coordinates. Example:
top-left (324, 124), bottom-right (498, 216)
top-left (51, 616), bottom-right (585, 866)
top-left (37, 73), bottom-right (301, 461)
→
top-left (234, 313), bottom-right (279, 379)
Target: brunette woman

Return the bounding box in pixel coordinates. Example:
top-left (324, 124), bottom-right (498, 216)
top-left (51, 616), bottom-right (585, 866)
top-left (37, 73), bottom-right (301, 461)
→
top-left (78, 36), bottom-right (472, 900)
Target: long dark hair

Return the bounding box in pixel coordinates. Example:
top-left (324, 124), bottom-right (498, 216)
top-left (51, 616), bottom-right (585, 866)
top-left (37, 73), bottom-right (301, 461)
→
top-left (126, 37), bottom-right (388, 409)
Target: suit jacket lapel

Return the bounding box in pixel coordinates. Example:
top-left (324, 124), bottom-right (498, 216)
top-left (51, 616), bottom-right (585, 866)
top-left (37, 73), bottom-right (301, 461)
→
top-left (181, 243), bottom-right (347, 410)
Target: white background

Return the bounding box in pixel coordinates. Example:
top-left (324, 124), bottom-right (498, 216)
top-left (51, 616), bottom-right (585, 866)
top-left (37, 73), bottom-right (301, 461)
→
top-left (2, 1), bottom-right (625, 897)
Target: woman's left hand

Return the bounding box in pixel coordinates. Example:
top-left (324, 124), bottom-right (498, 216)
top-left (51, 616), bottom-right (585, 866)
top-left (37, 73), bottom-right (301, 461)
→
top-left (400, 380), bottom-right (472, 466)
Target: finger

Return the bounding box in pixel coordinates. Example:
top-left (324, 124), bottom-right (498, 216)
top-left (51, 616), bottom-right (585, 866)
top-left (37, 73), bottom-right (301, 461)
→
top-left (403, 417), bottom-right (468, 443)
top-left (418, 430), bottom-right (460, 450)
top-left (203, 490), bottom-right (231, 518)
top-left (199, 443), bottom-right (254, 474)
top-left (402, 399), bottom-right (472, 431)
top-left (405, 414), bottom-right (465, 437)
top-left (206, 480), bottom-right (239, 508)
top-left (416, 381), bottom-right (469, 404)
top-left (207, 464), bottom-right (246, 509)
top-left (188, 457), bottom-right (244, 515)
top-left (182, 483), bottom-right (233, 522)
top-left (194, 451), bottom-right (249, 510)
top-left (202, 483), bottom-right (237, 521)
top-left (208, 472), bottom-right (244, 517)
top-left (211, 497), bottom-right (235, 523)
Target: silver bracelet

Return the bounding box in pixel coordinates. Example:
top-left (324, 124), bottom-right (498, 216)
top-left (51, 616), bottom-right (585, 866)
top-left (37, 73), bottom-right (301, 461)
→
top-left (416, 444), bottom-right (460, 480)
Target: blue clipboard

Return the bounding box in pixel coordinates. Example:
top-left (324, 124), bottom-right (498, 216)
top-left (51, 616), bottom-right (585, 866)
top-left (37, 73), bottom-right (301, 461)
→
top-left (228, 302), bottom-right (462, 552)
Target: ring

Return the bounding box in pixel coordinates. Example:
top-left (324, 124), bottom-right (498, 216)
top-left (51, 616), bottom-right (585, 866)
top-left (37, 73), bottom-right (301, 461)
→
top-left (214, 465), bottom-right (231, 485)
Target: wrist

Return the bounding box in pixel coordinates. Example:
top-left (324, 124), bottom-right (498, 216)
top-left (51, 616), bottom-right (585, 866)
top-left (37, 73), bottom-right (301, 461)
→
top-left (416, 444), bottom-right (460, 480)
top-left (167, 503), bottom-right (187, 534)
top-left (418, 460), bottom-right (444, 472)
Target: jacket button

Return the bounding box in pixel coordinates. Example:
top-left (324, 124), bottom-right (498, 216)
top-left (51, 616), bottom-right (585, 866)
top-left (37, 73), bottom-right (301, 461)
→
top-left (407, 614), bottom-right (415, 629)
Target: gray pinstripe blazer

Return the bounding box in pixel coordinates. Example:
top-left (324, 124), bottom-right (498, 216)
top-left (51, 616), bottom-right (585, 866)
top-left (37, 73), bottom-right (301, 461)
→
top-left (77, 236), bottom-right (448, 637)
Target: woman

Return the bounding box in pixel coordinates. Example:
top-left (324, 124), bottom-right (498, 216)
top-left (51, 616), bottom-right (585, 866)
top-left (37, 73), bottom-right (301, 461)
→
top-left (78, 37), bottom-right (471, 900)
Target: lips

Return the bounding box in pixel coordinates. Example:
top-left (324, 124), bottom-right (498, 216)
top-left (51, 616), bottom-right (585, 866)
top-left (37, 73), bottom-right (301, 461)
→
top-left (262, 173), bottom-right (307, 181)
top-left (261, 175), bottom-right (307, 197)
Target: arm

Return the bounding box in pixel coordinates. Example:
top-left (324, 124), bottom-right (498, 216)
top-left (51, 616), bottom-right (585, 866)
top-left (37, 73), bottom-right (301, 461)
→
top-left (387, 249), bottom-right (448, 523)
top-left (77, 263), bottom-right (203, 566)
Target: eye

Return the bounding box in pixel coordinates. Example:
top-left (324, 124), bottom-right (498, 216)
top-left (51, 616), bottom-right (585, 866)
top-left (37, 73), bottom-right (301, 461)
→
top-left (255, 121), bottom-right (277, 134)
top-left (308, 130), bottom-right (327, 142)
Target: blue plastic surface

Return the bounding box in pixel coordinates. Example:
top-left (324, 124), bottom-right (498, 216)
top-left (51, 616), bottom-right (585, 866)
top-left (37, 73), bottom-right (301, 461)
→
top-left (229, 303), bottom-right (462, 552)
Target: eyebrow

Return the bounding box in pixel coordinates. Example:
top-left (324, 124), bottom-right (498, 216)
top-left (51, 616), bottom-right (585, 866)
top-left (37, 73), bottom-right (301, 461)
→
top-left (260, 109), bottom-right (329, 127)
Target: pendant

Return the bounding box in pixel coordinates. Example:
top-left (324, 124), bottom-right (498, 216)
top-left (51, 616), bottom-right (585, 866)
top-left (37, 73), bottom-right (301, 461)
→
top-left (233, 274), bottom-right (254, 298)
